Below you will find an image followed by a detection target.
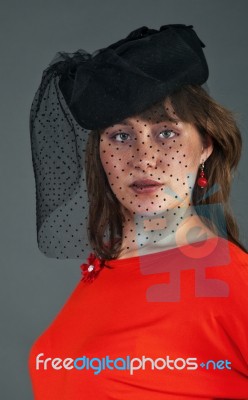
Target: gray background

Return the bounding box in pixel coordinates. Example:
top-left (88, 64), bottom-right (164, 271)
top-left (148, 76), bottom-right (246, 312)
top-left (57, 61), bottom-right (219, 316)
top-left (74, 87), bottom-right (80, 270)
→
top-left (0, 0), bottom-right (247, 398)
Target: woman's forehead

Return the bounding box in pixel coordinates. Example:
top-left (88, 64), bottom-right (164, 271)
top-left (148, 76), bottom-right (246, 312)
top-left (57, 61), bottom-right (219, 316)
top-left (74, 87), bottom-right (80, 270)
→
top-left (98, 98), bottom-right (185, 133)
top-left (105, 119), bottom-right (179, 130)
top-left (105, 113), bottom-right (180, 131)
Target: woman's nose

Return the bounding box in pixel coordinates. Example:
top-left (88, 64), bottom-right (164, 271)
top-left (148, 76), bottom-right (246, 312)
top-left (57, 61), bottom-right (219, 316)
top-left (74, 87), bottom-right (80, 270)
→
top-left (129, 140), bottom-right (158, 171)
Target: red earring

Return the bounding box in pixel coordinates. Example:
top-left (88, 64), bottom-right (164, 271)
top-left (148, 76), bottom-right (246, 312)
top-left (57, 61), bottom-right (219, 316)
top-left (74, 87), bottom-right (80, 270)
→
top-left (197, 161), bottom-right (208, 188)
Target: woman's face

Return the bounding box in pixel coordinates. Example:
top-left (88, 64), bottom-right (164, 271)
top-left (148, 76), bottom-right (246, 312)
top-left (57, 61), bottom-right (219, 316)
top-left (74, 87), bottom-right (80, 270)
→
top-left (99, 102), bottom-right (212, 217)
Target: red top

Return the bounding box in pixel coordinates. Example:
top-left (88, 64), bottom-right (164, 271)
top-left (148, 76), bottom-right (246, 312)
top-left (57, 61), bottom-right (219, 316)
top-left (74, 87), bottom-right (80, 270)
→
top-left (29, 237), bottom-right (248, 399)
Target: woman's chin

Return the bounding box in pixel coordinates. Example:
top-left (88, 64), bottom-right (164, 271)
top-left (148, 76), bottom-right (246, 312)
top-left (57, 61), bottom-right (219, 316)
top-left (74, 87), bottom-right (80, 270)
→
top-left (124, 204), bottom-right (170, 218)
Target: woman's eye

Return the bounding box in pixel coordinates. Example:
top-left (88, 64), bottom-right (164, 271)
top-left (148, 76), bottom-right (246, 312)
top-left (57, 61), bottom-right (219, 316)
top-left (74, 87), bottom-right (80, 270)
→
top-left (159, 130), bottom-right (176, 139)
top-left (112, 132), bottom-right (131, 142)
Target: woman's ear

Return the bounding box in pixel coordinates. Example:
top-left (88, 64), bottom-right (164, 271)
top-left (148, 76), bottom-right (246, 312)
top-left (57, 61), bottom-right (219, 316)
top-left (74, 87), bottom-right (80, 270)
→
top-left (201, 135), bottom-right (213, 163)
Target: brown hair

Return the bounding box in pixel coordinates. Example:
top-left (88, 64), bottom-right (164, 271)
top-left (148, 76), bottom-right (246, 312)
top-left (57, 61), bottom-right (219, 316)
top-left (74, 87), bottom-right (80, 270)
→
top-left (85, 85), bottom-right (247, 259)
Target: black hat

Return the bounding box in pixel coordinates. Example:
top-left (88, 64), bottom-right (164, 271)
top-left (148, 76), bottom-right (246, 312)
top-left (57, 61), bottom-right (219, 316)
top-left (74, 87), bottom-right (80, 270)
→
top-left (58, 24), bottom-right (208, 130)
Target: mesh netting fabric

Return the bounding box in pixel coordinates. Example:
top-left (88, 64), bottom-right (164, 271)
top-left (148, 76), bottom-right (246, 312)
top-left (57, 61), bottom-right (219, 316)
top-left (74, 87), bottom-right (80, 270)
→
top-left (30, 50), bottom-right (93, 259)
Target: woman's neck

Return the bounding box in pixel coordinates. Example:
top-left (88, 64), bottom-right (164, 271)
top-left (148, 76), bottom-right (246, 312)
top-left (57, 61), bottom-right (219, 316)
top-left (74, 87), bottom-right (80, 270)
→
top-left (118, 204), bottom-right (217, 259)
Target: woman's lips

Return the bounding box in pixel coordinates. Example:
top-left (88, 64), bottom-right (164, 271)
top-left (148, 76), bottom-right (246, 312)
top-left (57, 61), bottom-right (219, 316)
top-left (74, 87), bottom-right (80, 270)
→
top-left (130, 179), bottom-right (163, 194)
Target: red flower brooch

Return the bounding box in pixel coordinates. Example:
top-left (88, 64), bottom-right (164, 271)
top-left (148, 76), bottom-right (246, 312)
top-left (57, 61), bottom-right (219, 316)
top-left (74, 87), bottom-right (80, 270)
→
top-left (80, 253), bottom-right (108, 283)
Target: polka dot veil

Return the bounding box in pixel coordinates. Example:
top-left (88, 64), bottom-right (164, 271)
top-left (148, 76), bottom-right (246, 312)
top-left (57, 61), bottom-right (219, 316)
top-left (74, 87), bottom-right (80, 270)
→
top-left (30, 50), bottom-right (93, 260)
top-left (30, 25), bottom-right (214, 261)
top-left (94, 102), bottom-right (211, 260)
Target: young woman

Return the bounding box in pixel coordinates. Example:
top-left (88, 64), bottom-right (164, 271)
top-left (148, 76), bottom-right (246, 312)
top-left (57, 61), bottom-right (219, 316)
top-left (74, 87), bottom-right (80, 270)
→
top-left (29, 24), bottom-right (248, 399)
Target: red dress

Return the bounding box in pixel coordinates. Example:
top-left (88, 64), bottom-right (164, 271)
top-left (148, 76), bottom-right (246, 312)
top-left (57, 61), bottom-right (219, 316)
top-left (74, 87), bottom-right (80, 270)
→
top-left (29, 237), bottom-right (248, 399)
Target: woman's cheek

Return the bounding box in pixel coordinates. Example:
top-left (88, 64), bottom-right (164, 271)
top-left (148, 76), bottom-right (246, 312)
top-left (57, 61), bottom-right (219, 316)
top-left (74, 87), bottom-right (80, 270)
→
top-left (100, 157), bottom-right (124, 194)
